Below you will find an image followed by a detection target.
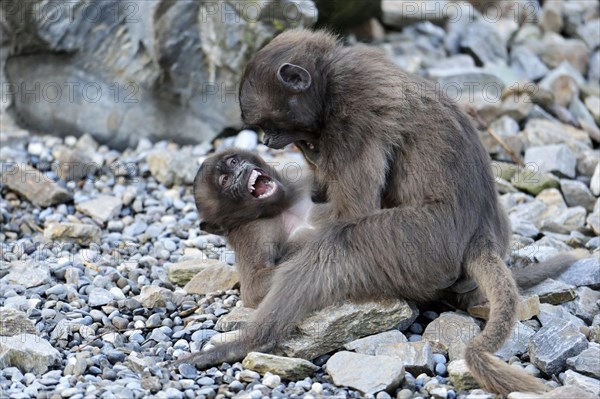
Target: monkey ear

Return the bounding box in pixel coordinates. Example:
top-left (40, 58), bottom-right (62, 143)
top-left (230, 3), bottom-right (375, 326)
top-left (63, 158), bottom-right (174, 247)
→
top-left (200, 221), bottom-right (226, 235)
top-left (277, 63), bottom-right (312, 93)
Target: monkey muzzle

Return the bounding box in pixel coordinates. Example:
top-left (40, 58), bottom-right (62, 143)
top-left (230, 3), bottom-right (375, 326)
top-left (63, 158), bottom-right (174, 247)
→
top-left (247, 169), bottom-right (277, 199)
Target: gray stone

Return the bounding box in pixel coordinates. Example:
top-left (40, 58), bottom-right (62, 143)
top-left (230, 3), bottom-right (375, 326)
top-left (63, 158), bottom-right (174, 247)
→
top-left (529, 319), bottom-right (588, 375)
top-left (183, 262), bottom-right (239, 295)
top-left (4, 261), bottom-right (49, 288)
top-left (560, 179), bottom-right (596, 212)
top-left (44, 222), bottom-right (101, 245)
top-left (0, 334), bottom-right (61, 374)
top-left (539, 62), bottom-right (586, 108)
top-left (88, 288), bottom-right (114, 307)
top-left (562, 370), bottom-right (600, 397)
top-left (523, 279), bottom-right (577, 305)
top-left (76, 195), bottom-right (123, 225)
top-left (137, 286), bottom-right (175, 308)
top-left (375, 341), bottom-right (434, 375)
top-left (277, 300), bottom-right (417, 360)
top-left (167, 259), bottom-right (211, 286)
top-left (495, 321), bottom-right (536, 362)
top-left (543, 385), bottom-right (597, 399)
top-left (539, 0), bottom-right (563, 33)
top-left (510, 46), bottom-right (549, 81)
top-left (588, 209), bottom-right (600, 236)
top-left (511, 171), bottom-right (560, 196)
top-left (326, 351), bottom-right (404, 395)
top-left (51, 145), bottom-right (94, 181)
top-left (214, 307), bottom-right (254, 332)
top-left (344, 330), bottom-right (408, 356)
top-left (524, 145), bottom-right (577, 179)
top-left (242, 352), bottom-right (318, 380)
top-left (233, 130), bottom-right (258, 151)
top-left (460, 21), bottom-right (507, 65)
top-left (447, 359), bottom-right (479, 391)
top-left (563, 287), bottom-right (600, 324)
top-left (591, 165), bottom-right (600, 197)
top-left (557, 257), bottom-right (600, 289)
top-left (576, 18), bottom-right (600, 51)
top-left (567, 343), bottom-right (600, 379)
top-left (147, 149), bottom-right (198, 187)
top-left (2, 164), bottom-right (72, 207)
top-left (2, 1), bottom-right (316, 149)
top-left (0, 307), bottom-right (37, 337)
top-left (523, 118), bottom-right (591, 152)
top-left (537, 303), bottom-right (586, 329)
top-left (422, 312), bottom-right (481, 361)
top-left (540, 34), bottom-right (589, 74)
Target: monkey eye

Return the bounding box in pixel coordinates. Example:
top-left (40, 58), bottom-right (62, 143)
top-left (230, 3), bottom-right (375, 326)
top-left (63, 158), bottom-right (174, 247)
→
top-left (219, 174), bottom-right (229, 186)
top-left (226, 157), bottom-right (237, 167)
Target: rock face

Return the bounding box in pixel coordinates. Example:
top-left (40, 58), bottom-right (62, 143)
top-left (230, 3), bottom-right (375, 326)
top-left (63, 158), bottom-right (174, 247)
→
top-left (44, 222), bottom-right (101, 245)
top-left (183, 262), bottom-right (240, 295)
top-left (494, 321), bottom-right (536, 361)
top-left (4, 261), bottom-right (50, 288)
top-left (522, 279), bottom-right (577, 305)
top-left (375, 341), bottom-right (434, 375)
top-left (167, 259), bottom-right (212, 286)
top-left (447, 359), bottom-right (479, 391)
top-left (326, 351), bottom-right (404, 395)
top-left (1, 0), bottom-right (317, 148)
top-left (562, 370), bottom-right (600, 396)
top-left (567, 343), bottom-right (600, 379)
top-left (344, 330), bottom-right (408, 356)
top-left (2, 164), bottom-right (72, 207)
top-left (529, 319), bottom-right (588, 375)
top-left (0, 334), bottom-right (61, 374)
top-left (0, 307), bottom-right (37, 336)
top-left (276, 300), bottom-right (418, 360)
top-left (422, 312), bottom-right (481, 361)
top-left (76, 195), bottom-right (123, 225)
top-left (557, 257), bottom-right (600, 289)
top-left (214, 307), bottom-right (255, 332)
top-left (242, 352), bottom-right (318, 380)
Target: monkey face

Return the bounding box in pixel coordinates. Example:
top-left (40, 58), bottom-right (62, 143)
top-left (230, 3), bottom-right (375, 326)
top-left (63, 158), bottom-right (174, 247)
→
top-left (240, 43), bottom-right (328, 165)
top-left (194, 149), bottom-right (289, 235)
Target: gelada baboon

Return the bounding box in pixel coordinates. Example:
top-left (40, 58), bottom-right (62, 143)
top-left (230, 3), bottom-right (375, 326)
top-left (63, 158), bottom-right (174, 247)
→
top-left (193, 148), bottom-right (317, 308)
top-left (180, 30), bottom-right (585, 395)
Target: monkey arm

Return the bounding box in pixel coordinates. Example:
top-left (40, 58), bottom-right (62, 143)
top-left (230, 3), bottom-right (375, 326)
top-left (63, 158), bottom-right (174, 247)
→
top-left (318, 139), bottom-right (389, 220)
top-left (228, 221), bottom-right (285, 308)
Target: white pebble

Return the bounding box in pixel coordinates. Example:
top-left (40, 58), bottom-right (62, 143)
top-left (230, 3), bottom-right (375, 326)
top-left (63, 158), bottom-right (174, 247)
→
top-left (233, 130), bottom-right (258, 150)
top-left (311, 382), bottom-right (323, 394)
top-left (262, 373), bottom-right (280, 388)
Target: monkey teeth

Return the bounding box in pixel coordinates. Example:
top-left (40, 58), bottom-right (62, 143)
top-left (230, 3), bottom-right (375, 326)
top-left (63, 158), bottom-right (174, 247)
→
top-left (248, 169), bottom-right (261, 192)
top-left (248, 169), bottom-right (277, 199)
top-left (257, 182), bottom-right (277, 199)
top-left (307, 142), bottom-right (315, 150)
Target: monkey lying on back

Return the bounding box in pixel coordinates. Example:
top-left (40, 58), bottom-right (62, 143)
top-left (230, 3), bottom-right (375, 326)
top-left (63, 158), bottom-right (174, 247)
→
top-left (193, 148), bottom-right (317, 308)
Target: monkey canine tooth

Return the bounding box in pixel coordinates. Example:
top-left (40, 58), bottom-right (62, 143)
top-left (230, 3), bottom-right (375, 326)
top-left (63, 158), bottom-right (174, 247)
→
top-left (247, 169), bottom-right (261, 192)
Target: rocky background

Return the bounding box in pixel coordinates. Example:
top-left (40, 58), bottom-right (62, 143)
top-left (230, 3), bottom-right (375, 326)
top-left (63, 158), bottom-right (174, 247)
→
top-left (1, 1), bottom-right (600, 399)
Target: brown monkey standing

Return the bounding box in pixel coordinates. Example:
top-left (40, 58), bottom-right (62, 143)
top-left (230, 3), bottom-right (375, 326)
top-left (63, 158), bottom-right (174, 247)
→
top-left (179, 30), bottom-right (585, 395)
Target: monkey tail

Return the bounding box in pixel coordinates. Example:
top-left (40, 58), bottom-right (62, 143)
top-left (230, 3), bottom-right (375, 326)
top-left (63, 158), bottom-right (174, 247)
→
top-left (512, 249), bottom-right (589, 289)
top-left (464, 252), bottom-right (549, 395)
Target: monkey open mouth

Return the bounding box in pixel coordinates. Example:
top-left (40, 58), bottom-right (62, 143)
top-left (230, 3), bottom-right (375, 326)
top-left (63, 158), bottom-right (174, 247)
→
top-left (247, 169), bottom-right (277, 199)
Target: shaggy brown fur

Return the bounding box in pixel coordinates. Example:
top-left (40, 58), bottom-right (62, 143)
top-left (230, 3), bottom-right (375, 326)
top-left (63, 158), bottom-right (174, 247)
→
top-left (179, 30), bottom-right (587, 395)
